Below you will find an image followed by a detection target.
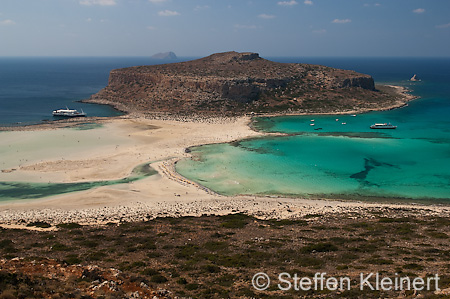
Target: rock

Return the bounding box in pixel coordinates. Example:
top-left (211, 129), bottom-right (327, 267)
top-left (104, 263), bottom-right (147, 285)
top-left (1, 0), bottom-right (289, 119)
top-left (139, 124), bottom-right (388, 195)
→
top-left (151, 52), bottom-right (177, 60)
top-left (410, 74), bottom-right (420, 81)
top-left (88, 51), bottom-right (388, 116)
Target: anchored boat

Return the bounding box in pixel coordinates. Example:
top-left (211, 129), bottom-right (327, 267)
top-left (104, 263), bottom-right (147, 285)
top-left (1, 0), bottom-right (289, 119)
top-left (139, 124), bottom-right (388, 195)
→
top-left (370, 123), bottom-right (397, 129)
top-left (52, 107), bottom-right (86, 117)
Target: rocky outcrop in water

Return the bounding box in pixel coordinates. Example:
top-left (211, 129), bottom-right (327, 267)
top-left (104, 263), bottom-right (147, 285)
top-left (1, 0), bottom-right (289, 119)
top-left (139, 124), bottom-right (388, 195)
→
top-left (151, 51), bottom-right (177, 60)
top-left (88, 52), bottom-right (398, 116)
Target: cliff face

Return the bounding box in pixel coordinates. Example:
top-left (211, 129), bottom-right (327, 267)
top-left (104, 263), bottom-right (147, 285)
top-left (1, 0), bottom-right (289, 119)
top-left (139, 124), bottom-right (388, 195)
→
top-left (88, 52), bottom-right (390, 116)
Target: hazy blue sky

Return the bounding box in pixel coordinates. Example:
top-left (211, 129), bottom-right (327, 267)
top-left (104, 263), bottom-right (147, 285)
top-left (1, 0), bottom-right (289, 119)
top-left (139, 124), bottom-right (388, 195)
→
top-left (1, 0), bottom-right (449, 57)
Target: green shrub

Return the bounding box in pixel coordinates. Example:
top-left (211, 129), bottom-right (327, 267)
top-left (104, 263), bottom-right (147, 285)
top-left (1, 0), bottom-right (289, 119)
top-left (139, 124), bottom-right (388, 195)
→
top-left (203, 241), bottom-right (227, 251)
top-left (79, 240), bottom-right (99, 248)
top-left (220, 213), bottom-right (252, 229)
top-left (150, 275), bottom-right (168, 283)
top-left (64, 254), bottom-right (81, 265)
top-left (185, 283), bottom-right (199, 290)
top-left (51, 243), bottom-right (71, 251)
top-left (142, 268), bottom-right (159, 276)
top-left (203, 264), bottom-right (221, 273)
top-left (300, 243), bottom-right (338, 253)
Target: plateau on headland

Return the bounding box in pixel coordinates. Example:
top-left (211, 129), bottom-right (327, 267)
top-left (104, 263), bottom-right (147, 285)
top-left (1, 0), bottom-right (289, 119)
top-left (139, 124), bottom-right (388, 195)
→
top-left (87, 51), bottom-right (408, 117)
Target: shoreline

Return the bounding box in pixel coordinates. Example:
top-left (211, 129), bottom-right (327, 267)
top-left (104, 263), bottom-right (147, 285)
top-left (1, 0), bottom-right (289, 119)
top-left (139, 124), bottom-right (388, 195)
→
top-left (1, 83), bottom-right (441, 228)
top-left (1, 83), bottom-right (413, 132)
top-left (249, 84), bottom-right (416, 119)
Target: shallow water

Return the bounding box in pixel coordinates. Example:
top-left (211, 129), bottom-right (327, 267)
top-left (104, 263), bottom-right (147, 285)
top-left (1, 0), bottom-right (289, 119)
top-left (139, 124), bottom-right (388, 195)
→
top-left (0, 163), bottom-right (157, 202)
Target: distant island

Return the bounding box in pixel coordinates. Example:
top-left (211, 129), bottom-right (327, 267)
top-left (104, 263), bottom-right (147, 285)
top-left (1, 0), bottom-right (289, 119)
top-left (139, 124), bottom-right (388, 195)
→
top-left (88, 51), bottom-right (410, 117)
top-left (151, 51), bottom-right (177, 60)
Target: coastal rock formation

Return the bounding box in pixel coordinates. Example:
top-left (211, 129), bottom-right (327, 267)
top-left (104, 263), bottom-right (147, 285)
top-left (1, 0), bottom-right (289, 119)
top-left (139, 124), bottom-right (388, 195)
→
top-left (88, 51), bottom-right (399, 116)
top-left (151, 51), bottom-right (177, 60)
top-left (410, 74), bottom-right (420, 81)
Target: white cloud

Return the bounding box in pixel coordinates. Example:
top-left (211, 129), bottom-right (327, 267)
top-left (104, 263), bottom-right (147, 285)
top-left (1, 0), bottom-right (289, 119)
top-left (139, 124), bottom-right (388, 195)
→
top-left (258, 14), bottom-right (275, 19)
top-left (436, 23), bottom-right (450, 29)
top-left (364, 3), bottom-right (380, 7)
top-left (278, 0), bottom-right (298, 6)
top-left (86, 18), bottom-right (92, 22)
top-left (234, 24), bottom-right (258, 29)
top-left (79, 0), bottom-right (116, 6)
top-left (0, 19), bottom-right (15, 26)
top-left (158, 10), bottom-right (180, 16)
top-left (304, 0), bottom-right (313, 5)
top-left (413, 8), bottom-right (425, 14)
top-left (149, 0), bottom-right (168, 3)
top-left (194, 5), bottom-right (210, 11)
top-left (147, 26), bottom-right (157, 30)
top-left (332, 18), bottom-right (351, 24)
top-left (80, 0), bottom-right (115, 6)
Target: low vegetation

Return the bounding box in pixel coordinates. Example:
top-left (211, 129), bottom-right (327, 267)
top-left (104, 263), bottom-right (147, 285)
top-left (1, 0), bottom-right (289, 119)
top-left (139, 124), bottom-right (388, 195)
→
top-left (1, 212), bottom-right (450, 298)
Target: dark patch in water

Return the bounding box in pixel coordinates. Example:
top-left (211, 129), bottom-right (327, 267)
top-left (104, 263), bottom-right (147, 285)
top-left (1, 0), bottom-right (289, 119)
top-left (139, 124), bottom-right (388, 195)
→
top-left (229, 140), bottom-right (242, 147)
top-left (235, 141), bottom-right (285, 156)
top-left (251, 117), bottom-right (276, 132)
top-left (350, 158), bottom-right (398, 187)
top-left (413, 138), bottom-right (450, 145)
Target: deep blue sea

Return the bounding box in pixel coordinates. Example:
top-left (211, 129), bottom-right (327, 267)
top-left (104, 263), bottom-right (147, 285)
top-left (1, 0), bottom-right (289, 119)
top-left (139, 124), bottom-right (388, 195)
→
top-left (177, 57), bottom-right (450, 202)
top-left (0, 57), bottom-right (189, 126)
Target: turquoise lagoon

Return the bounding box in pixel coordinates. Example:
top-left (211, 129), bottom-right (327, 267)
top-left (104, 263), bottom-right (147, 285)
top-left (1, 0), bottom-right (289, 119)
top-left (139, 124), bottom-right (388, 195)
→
top-left (176, 58), bottom-right (450, 202)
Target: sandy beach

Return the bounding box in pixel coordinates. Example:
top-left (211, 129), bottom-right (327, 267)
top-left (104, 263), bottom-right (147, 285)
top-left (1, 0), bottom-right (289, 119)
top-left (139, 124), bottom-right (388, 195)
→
top-left (0, 115), bottom-right (264, 225)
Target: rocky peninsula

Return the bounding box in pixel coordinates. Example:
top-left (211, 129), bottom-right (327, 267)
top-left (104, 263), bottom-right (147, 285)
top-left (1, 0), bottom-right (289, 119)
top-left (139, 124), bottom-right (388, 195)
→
top-left (87, 52), bottom-right (406, 117)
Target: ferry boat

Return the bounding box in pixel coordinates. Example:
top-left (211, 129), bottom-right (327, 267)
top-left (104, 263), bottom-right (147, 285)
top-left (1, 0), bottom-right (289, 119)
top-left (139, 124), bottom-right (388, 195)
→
top-left (52, 107), bottom-right (86, 117)
top-left (370, 123), bottom-right (397, 129)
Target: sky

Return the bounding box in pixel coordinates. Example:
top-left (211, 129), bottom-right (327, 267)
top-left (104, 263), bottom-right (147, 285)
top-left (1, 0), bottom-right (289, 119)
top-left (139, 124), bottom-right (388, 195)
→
top-left (0, 0), bottom-right (449, 57)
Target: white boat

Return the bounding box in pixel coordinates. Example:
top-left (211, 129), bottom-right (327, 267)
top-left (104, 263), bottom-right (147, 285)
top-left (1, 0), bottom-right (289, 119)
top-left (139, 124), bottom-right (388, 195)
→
top-left (52, 107), bottom-right (86, 117)
top-left (370, 123), bottom-right (397, 129)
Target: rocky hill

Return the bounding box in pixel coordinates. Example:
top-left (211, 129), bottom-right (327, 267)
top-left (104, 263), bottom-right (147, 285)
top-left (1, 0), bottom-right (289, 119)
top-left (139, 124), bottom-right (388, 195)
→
top-left (87, 52), bottom-right (402, 116)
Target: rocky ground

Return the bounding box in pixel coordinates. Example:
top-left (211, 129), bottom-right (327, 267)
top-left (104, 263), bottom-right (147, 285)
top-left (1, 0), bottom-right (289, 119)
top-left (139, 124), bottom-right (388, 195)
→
top-left (2, 210), bottom-right (450, 298)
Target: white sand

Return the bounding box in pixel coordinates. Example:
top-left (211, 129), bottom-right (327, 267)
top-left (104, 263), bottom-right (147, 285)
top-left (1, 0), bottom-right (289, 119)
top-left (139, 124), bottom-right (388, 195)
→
top-left (1, 115), bottom-right (449, 227)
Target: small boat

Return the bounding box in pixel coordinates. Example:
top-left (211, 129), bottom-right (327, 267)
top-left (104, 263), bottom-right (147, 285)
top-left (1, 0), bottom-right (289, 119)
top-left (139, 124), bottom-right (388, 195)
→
top-left (351, 114), bottom-right (357, 117)
top-left (52, 107), bottom-right (86, 117)
top-left (370, 123), bottom-right (397, 129)
top-left (341, 122), bottom-right (346, 125)
top-left (310, 123), bottom-right (315, 126)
